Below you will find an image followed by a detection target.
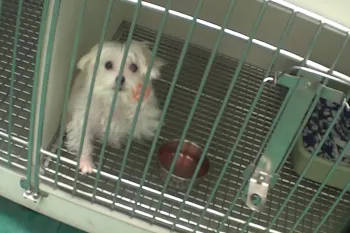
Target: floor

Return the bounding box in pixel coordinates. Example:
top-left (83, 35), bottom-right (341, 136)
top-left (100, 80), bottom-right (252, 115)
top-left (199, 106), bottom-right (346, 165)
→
top-left (0, 196), bottom-right (85, 233)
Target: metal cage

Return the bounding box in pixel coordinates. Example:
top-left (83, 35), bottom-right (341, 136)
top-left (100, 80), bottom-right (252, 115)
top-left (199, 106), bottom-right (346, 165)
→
top-left (0, 0), bottom-right (349, 233)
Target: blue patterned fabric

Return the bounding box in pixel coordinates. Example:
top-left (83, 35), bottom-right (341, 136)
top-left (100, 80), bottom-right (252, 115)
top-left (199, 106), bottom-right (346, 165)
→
top-left (302, 98), bottom-right (350, 165)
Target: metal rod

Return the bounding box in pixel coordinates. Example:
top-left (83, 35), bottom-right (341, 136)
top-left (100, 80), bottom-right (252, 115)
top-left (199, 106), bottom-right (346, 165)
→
top-left (72, 0), bottom-right (115, 193)
top-left (94, 0), bottom-right (143, 203)
top-left (27, 0), bottom-right (50, 191)
top-left (329, 33), bottom-right (349, 73)
top-left (169, 0), bottom-right (238, 228)
top-left (54, 0), bottom-right (87, 187)
top-left (264, 95), bottom-right (346, 232)
top-left (131, 0), bottom-right (172, 214)
top-left (233, 10), bottom-right (297, 232)
top-left (0, 0), bottom-right (2, 21)
top-left (221, 75), bottom-right (327, 233)
top-left (301, 22), bottom-right (324, 65)
top-left (33, 0), bottom-right (61, 193)
top-left (289, 97), bottom-right (350, 233)
top-left (187, 2), bottom-right (269, 231)
top-left (313, 181), bottom-right (350, 233)
top-left (147, 0), bottom-right (205, 223)
top-left (7, 0), bottom-right (23, 166)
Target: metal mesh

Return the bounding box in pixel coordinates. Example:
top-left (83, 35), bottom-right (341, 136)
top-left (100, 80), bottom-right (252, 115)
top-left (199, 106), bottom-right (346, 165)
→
top-left (0, 0), bottom-right (42, 168)
top-left (40, 22), bottom-right (350, 232)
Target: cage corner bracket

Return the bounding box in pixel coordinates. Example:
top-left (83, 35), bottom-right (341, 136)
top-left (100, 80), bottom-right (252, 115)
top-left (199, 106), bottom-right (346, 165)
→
top-left (20, 178), bottom-right (47, 204)
top-left (22, 189), bottom-right (43, 204)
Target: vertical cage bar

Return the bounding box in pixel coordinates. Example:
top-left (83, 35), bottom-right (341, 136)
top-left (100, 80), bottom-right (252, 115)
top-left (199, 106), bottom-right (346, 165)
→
top-left (265, 99), bottom-right (346, 232)
top-left (329, 33), bottom-right (349, 72)
top-left (275, 32), bottom-right (328, 175)
top-left (258, 21), bottom-right (325, 175)
top-left (241, 214), bottom-right (255, 233)
top-left (72, 0), bottom-right (115, 193)
top-left (142, 0), bottom-right (205, 221)
top-left (33, 0), bottom-right (62, 193)
top-left (26, 0), bottom-right (50, 190)
top-left (289, 123), bottom-right (350, 232)
top-left (169, 0), bottom-right (238, 227)
top-left (301, 22), bottom-right (324, 65)
top-left (131, 0), bottom-right (172, 213)
top-left (234, 10), bottom-right (297, 231)
top-left (313, 181), bottom-right (350, 233)
top-left (93, 0), bottom-right (142, 201)
top-left (112, 0), bottom-right (167, 200)
top-left (262, 11), bottom-right (296, 80)
top-left (54, 0), bottom-right (87, 187)
top-left (0, 0), bottom-right (2, 20)
top-left (187, 2), bottom-right (269, 231)
top-left (7, 0), bottom-right (23, 165)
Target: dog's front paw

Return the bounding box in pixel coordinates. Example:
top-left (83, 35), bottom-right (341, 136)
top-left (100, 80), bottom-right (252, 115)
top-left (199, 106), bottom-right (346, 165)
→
top-left (79, 155), bottom-right (95, 174)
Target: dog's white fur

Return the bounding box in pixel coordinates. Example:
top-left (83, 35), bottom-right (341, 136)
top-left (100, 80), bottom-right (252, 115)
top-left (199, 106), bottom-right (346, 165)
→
top-left (66, 40), bottom-right (164, 174)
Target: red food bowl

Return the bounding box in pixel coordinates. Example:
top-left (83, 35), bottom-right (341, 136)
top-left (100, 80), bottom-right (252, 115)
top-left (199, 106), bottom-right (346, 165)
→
top-left (157, 140), bottom-right (210, 190)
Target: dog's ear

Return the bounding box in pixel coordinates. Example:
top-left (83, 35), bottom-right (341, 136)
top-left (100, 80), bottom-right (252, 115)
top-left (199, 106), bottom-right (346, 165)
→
top-left (77, 44), bottom-right (99, 70)
top-left (134, 40), bottom-right (166, 79)
top-left (150, 56), bottom-right (166, 79)
top-left (77, 53), bottom-right (91, 70)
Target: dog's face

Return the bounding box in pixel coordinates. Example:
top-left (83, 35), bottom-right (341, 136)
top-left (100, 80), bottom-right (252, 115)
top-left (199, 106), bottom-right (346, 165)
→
top-left (77, 40), bottom-right (164, 96)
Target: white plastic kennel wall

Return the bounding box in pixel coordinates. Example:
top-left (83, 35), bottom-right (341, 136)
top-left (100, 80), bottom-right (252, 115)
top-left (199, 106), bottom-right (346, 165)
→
top-left (0, 0), bottom-right (349, 233)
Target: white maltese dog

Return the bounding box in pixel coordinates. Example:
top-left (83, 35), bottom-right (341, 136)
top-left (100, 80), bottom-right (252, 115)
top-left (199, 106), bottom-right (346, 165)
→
top-left (66, 40), bottom-right (164, 174)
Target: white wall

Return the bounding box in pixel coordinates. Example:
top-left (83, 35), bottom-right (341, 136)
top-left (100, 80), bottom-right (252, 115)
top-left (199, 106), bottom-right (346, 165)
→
top-left (284, 0), bottom-right (350, 28)
top-left (39, 0), bottom-right (125, 148)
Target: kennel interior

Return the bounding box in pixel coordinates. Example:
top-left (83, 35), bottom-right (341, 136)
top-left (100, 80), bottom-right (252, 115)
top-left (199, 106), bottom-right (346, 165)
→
top-left (0, 0), bottom-right (350, 233)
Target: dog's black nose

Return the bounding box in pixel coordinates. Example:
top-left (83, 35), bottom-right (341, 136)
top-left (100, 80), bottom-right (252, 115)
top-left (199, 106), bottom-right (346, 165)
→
top-left (116, 76), bottom-right (125, 85)
top-left (116, 76), bottom-right (125, 90)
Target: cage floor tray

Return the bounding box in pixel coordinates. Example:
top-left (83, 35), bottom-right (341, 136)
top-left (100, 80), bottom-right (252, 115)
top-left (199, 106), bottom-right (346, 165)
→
top-left (41, 22), bottom-right (350, 233)
top-left (0, 0), bottom-right (42, 167)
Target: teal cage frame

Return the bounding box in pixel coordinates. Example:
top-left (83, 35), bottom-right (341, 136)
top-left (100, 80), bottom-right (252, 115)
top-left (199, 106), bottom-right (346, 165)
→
top-left (0, 0), bottom-right (349, 233)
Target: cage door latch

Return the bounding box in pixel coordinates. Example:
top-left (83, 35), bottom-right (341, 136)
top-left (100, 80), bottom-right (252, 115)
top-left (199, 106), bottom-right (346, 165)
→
top-left (243, 164), bottom-right (273, 212)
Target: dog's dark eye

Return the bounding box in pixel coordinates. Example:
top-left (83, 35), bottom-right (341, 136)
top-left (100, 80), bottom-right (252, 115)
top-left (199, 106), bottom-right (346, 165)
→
top-left (129, 63), bottom-right (138, 73)
top-left (105, 61), bottom-right (113, 70)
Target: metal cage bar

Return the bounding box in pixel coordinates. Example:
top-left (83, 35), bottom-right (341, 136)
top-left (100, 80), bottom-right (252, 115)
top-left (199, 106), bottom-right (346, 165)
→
top-left (290, 122), bottom-right (350, 232)
top-left (301, 22), bottom-right (324, 66)
top-left (131, 0), bottom-right (172, 214)
top-left (235, 10), bottom-right (297, 233)
top-left (329, 33), bottom-right (349, 73)
top-left (254, 19), bottom-right (326, 179)
top-left (313, 181), bottom-right (350, 233)
top-left (26, 0), bottom-right (50, 191)
top-left (72, 0), bottom-right (115, 193)
top-left (7, 0), bottom-right (23, 166)
top-left (169, 0), bottom-right (238, 228)
top-left (264, 93), bottom-right (346, 232)
top-left (33, 0), bottom-right (62, 193)
top-left (0, 0), bottom-right (2, 20)
top-left (190, 2), bottom-right (270, 231)
top-left (104, 0), bottom-right (143, 204)
top-left (120, 0), bottom-right (205, 221)
top-left (54, 0), bottom-right (87, 187)
top-left (219, 75), bottom-right (323, 233)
